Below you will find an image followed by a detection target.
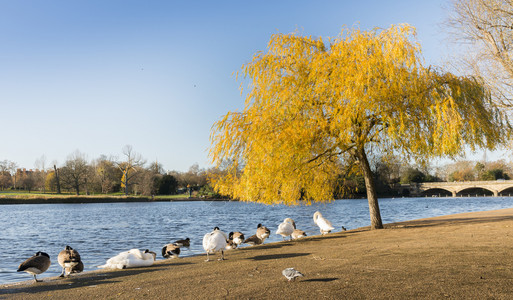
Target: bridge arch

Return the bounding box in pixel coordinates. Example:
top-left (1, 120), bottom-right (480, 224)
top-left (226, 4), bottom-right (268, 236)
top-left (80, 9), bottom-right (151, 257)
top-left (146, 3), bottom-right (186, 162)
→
top-left (421, 188), bottom-right (452, 197)
top-left (455, 187), bottom-right (494, 197)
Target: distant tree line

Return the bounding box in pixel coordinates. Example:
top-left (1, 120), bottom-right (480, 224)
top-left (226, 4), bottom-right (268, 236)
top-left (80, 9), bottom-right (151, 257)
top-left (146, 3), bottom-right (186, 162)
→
top-left (0, 145), bottom-right (223, 198)
top-left (0, 147), bottom-right (511, 199)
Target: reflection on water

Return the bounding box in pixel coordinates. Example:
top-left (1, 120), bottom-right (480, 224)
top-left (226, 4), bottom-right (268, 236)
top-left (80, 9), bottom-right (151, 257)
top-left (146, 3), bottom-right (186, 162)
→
top-left (1, 196), bottom-right (513, 285)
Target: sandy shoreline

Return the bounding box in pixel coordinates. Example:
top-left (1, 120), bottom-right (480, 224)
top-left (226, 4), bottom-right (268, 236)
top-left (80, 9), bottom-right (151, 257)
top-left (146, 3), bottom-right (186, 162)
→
top-left (2, 208), bottom-right (513, 299)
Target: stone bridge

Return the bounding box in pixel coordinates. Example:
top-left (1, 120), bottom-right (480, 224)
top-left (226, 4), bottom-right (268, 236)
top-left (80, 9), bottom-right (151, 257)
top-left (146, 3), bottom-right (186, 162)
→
top-left (403, 180), bottom-right (513, 197)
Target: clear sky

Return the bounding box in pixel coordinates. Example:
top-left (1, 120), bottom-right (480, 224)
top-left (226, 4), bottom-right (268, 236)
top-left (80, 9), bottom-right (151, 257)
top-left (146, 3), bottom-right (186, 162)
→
top-left (0, 0), bottom-right (501, 172)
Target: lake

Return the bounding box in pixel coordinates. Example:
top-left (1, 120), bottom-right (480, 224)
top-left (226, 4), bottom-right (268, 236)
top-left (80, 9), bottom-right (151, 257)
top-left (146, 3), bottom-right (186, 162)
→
top-left (1, 196), bottom-right (513, 285)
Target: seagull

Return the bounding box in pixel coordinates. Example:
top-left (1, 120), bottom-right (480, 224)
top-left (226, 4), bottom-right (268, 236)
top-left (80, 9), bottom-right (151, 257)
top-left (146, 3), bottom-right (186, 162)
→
top-left (313, 211), bottom-right (335, 235)
top-left (17, 252), bottom-right (51, 282)
top-left (57, 245), bottom-right (84, 277)
top-left (282, 268), bottom-right (304, 281)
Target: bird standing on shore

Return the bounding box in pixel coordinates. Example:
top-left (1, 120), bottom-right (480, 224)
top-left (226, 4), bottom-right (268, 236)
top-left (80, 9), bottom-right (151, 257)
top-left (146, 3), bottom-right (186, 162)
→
top-left (203, 226), bottom-right (228, 261)
top-left (226, 232), bottom-right (245, 249)
top-left (17, 252), bottom-right (51, 282)
top-left (313, 211), bottom-right (335, 235)
top-left (162, 243), bottom-right (181, 259)
top-left (276, 218), bottom-right (296, 240)
top-left (282, 268), bottom-right (304, 281)
top-left (58, 245), bottom-right (84, 277)
top-left (244, 223), bottom-right (271, 245)
top-left (291, 229), bottom-right (307, 239)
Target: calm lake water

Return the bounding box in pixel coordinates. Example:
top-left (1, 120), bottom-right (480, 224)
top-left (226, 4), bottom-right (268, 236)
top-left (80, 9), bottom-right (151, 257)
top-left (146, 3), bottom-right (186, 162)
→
top-left (1, 196), bottom-right (513, 285)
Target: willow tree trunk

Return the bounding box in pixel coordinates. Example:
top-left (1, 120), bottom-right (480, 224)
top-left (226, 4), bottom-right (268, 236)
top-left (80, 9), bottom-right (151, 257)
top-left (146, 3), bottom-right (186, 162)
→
top-left (356, 148), bottom-right (384, 229)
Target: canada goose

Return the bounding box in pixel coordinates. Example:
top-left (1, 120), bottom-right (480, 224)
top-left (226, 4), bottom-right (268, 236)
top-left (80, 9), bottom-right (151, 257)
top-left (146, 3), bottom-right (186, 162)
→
top-left (98, 249), bottom-right (156, 269)
top-left (57, 245), bottom-right (83, 277)
top-left (174, 238), bottom-right (190, 248)
top-left (256, 223), bottom-right (270, 241)
top-left (226, 232), bottom-right (245, 249)
top-left (313, 211), bottom-right (335, 235)
top-left (291, 229), bottom-right (307, 239)
top-left (276, 218), bottom-right (296, 240)
top-left (282, 268), bottom-right (304, 281)
top-left (243, 234), bottom-right (264, 245)
top-left (230, 232), bottom-right (245, 247)
top-left (17, 252), bottom-right (51, 282)
top-left (203, 226), bottom-right (228, 262)
top-left (162, 243), bottom-right (181, 258)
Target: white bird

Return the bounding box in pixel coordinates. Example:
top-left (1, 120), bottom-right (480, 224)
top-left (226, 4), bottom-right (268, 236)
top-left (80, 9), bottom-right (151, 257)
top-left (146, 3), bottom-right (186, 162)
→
top-left (98, 249), bottom-right (156, 269)
top-left (282, 268), bottom-right (304, 281)
top-left (17, 252), bottom-right (51, 282)
top-left (276, 218), bottom-right (296, 240)
top-left (313, 211), bottom-right (335, 235)
top-left (57, 245), bottom-right (84, 277)
top-left (203, 226), bottom-right (228, 261)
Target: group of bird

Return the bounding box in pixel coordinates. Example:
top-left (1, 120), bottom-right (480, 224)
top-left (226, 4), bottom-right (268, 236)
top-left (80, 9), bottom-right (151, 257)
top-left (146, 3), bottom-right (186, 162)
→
top-left (17, 211), bottom-right (335, 282)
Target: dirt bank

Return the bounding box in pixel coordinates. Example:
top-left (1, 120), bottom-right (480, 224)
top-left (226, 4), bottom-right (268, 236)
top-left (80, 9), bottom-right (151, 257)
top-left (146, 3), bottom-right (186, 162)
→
top-left (2, 208), bottom-right (513, 299)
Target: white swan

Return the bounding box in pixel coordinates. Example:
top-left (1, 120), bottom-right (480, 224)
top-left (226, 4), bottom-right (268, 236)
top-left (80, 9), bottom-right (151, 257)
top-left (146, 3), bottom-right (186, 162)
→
top-left (313, 211), bottom-right (335, 235)
top-left (276, 218), bottom-right (296, 240)
top-left (98, 249), bottom-right (156, 269)
top-left (203, 227), bottom-right (228, 261)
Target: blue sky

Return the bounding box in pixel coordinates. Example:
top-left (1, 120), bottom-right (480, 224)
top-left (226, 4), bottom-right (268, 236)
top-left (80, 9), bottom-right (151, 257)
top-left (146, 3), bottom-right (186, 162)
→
top-left (1, 0), bottom-right (497, 172)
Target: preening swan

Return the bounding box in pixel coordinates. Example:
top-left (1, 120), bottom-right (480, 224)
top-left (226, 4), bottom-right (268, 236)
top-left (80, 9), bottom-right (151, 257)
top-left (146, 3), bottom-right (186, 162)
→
top-left (276, 218), bottom-right (296, 240)
top-left (162, 243), bottom-right (181, 259)
top-left (313, 211), bottom-right (335, 235)
top-left (58, 245), bottom-right (83, 277)
top-left (17, 251), bottom-right (51, 282)
top-left (98, 249), bottom-right (156, 269)
top-left (203, 226), bottom-right (228, 261)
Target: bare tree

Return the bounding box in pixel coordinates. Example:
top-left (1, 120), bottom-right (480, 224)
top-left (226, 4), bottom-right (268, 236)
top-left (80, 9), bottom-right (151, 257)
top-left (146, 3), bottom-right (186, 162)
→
top-left (7, 161), bottom-right (18, 189)
top-left (116, 145), bottom-right (146, 196)
top-left (60, 151), bottom-right (90, 195)
top-left (92, 155), bottom-right (118, 194)
top-left (447, 0), bottom-right (513, 107)
top-left (34, 155), bottom-right (47, 193)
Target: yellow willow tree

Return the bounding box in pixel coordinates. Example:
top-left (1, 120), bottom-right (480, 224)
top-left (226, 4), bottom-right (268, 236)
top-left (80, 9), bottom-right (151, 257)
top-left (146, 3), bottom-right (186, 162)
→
top-left (209, 24), bottom-right (510, 229)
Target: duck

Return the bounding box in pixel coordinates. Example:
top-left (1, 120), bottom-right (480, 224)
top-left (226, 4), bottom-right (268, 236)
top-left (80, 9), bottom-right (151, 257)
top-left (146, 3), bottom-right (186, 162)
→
top-left (162, 243), bottom-right (181, 259)
top-left (313, 211), bottom-right (335, 235)
top-left (17, 252), bottom-right (51, 282)
top-left (244, 223), bottom-right (271, 245)
top-left (226, 232), bottom-right (245, 249)
top-left (98, 249), bottom-right (156, 269)
top-left (276, 218), bottom-right (296, 240)
top-left (203, 226), bottom-right (228, 261)
top-left (174, 238), bottom-right (190, 248)
top-left (57, 245), bottom-right (84, 277)
top-left (291, 229), bottom-right (307, 239)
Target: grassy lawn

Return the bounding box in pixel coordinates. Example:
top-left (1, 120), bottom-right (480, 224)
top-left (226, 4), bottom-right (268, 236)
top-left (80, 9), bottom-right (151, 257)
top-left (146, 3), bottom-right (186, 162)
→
top-left (0, 190), bottom-right (191, 199)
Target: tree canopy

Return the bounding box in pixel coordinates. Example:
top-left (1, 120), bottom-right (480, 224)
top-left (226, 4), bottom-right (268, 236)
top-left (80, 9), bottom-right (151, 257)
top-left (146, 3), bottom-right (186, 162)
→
top-left (209, 24), bottom-right (509, 229)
